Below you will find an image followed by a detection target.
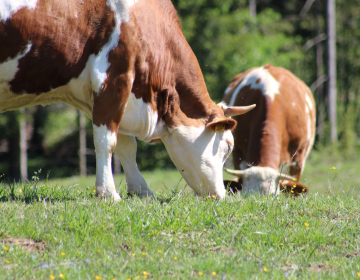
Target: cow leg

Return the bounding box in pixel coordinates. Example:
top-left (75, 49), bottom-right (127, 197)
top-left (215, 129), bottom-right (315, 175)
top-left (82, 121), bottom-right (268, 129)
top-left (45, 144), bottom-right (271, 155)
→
top-left (92, 72), bottom-right (133, 201)
top-left (93, 124), bottom-right (121, 201)
top-left (114, 134), bottom-right (153, 198)
top-left (289, 163), bottom-right (302, 182)
top-left (290, 152), bottom-right (305, 183)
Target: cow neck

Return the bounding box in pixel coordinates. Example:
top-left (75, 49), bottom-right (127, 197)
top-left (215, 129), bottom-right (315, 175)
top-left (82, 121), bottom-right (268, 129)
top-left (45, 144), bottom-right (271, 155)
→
top-left (127, 0), bottom-right (224, 129)
top-left (230, 84), bottom-right (281, 170)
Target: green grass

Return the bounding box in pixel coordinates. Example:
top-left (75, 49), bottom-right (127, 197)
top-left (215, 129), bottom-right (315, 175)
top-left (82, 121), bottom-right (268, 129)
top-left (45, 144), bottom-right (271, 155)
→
top-left (301, 148), bottom-right (360, 195)
top-left (1, 152), bottom-right (360, 279)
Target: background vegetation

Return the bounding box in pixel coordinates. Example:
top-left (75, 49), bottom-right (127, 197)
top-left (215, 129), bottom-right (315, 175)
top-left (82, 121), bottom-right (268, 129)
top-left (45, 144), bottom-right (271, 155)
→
top-left (1, 0), bottom-right (360, 182)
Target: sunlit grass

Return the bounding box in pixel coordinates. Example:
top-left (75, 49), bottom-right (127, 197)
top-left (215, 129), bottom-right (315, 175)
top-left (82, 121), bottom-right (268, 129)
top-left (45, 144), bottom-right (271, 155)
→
top-left (1, 178), bottom-right (359, 279)
top-left (1, 150), bottom-right (360, 279)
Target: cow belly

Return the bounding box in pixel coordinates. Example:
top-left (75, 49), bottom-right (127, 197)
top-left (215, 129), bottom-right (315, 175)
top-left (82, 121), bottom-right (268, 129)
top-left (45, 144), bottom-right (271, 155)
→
top-left (0, 54), bottom-right (94, 118)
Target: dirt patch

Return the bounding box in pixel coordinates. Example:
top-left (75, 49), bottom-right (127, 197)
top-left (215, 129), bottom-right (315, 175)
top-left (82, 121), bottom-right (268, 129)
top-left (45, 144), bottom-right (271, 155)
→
top-left (308, 264), bottom-right (333, 272)
top-left (346, 252), bottom-right (360, 258)
top-left (1, 237), bottom-right (45, 253)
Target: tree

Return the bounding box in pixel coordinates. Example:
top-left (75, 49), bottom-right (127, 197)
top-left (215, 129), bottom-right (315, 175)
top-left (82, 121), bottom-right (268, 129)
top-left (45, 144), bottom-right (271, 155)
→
top-left (327, 0), bottom-right (337, 142)
top-left (78, 110), bottom-right (87, 177)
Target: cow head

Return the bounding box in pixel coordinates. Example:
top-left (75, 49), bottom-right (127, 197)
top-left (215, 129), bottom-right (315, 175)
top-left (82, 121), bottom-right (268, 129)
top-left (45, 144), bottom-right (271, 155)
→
top-left (160, 104), bottom-right (255, 198)
top-left (223, 174), bottom-right (309, 196)
top-left (224, 166), bottom-right (298, 195)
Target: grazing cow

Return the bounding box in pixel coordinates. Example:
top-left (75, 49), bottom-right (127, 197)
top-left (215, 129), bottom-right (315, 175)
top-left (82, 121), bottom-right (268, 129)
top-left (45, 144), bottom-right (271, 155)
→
top-left (0, 0), bottom-right (255, 200)
top-left (221, 65), bottom-right (316, 195)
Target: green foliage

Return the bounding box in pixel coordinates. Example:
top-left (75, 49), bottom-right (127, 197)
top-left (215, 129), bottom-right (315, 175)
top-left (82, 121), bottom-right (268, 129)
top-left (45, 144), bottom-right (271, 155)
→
top-left (175, 1), bottom-right (303, 101)
top-left (136, 141), bottom-right (175, 171)
top-left (43, 105), bottom-right (79, 148)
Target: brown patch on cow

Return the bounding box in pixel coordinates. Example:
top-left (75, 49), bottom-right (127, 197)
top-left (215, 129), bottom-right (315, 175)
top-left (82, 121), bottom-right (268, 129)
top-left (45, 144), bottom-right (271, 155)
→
top-left (280, 182), bottom-right (309, 196)
top-left (0, 21), bottom-right (28, 63)
top-left (230, 86), bottom-right (272, 169)
top-left (2, 0), bottom-right (116, 94)
top-left (1, 237), bottom-right (45, 253)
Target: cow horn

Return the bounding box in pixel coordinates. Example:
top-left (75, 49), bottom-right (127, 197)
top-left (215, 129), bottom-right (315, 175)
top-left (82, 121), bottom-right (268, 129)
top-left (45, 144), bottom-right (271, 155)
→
top-left (278, 173), bottom-right (296, 181)
top-left (224, 168), bottom-right (246, 177)
top-left (223, 104), bottom-right (256, 117)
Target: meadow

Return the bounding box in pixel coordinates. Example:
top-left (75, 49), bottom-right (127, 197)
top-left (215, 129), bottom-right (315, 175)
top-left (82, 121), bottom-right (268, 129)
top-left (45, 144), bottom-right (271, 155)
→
top-left (1, 149), bottom-right (360, 279)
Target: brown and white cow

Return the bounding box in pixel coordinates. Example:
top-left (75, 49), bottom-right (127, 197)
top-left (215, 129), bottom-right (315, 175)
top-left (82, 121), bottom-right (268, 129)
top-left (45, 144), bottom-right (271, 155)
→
top-left (221, 65), bottom-right (316, 195)
top-left (0, 0), bottom-right (255, 200)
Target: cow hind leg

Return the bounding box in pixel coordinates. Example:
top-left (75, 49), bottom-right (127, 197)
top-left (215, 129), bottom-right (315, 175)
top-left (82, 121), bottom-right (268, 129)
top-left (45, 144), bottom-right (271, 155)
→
top-left (114, 134), bottom-right (153, 198)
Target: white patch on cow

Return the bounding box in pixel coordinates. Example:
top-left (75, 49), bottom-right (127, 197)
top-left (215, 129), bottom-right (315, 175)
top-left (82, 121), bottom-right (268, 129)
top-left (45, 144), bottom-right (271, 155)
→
top-left (217, 101), bottom-right (227, 109)
top-left (302, 106), bottom-right (315, 172)
top-left (0, 0), bottom-right (38, 21)
top-left (224, 87), bottom-right (231, 95)
top-left (118, 92), bottom-right (160, 142)
top-left (90, 0), bottom-right (137, 93)
top-left (228, 67), bottom-right (280, 106)
top-left (93, 124), bottom-right (121, 201)
top-left (114, 134), bottom-right (153, 198)
top-left (0, 43), bottom-right (32, 83)
top-left (66, 58), bottom-right (94, 117)
top-left (305, 94), bottom-right (313, 111)
top-left (161, 125), bottom-right (233, 198)
top-left (241, 166), bottom-right (280, 195)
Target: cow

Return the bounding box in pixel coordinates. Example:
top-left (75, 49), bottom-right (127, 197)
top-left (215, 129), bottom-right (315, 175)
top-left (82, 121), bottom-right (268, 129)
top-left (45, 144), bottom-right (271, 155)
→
top-left (0, 0), bottom-right (255, 200)
top-left (221, 64), bottom-right (316, 195)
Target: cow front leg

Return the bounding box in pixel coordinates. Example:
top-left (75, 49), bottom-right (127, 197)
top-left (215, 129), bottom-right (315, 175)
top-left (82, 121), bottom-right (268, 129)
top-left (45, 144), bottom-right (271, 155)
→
top-left (114, 134), bottom-right (153, 198)
top-left (93, 124), bottom-right (121, 201)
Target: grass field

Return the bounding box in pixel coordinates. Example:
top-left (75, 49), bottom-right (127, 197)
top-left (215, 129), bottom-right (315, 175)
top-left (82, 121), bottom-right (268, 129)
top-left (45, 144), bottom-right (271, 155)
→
top-left (1, 150), bottom-right (360, 279)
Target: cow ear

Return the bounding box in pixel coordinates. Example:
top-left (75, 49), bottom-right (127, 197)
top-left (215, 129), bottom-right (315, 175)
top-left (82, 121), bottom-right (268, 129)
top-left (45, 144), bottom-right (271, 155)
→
top-left (206, 117), bottom-right (237, 132)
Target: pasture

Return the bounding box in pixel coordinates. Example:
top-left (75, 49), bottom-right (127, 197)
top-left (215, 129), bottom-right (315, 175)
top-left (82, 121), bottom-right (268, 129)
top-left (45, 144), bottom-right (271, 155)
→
top-left (1, 150), bottom-right (360, 280)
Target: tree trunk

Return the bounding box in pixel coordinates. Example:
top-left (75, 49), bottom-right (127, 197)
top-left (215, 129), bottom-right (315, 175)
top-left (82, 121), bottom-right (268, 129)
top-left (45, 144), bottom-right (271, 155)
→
top-left (249, 0), bottom-right (256, 18)
top-left (7, 112), bottom-right (20, 181)
top-left (19, 108), bottom-right (27, 182)
top-left (327, 0), bottom-right (337, 142)
top-left (316, 0), bottom-right (325, 142)
top-left (79, 110), bottom-right (87, 177)
top-left (29, 106), bottom-right (46, 156)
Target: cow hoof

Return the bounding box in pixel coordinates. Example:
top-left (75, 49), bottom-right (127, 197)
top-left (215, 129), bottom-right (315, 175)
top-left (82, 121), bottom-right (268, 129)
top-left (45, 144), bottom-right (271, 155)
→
top-left (95, 190), bottom-right (106, 199)
top-left (96, 189), bottom-right (121, 202)
top-left (110, 192), bottom-right (122, 202)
